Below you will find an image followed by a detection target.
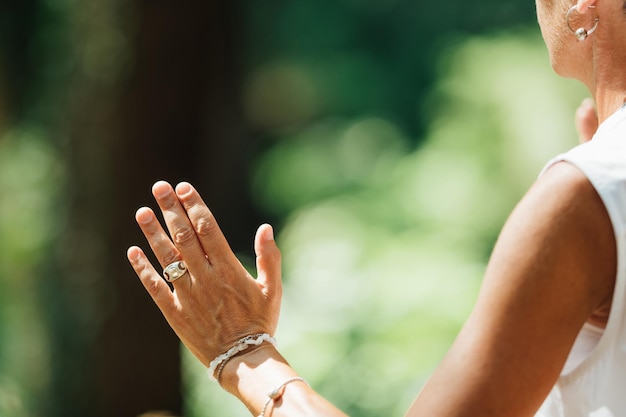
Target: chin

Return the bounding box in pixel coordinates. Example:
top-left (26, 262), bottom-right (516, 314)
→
top-left (550, 60), bottom-right (568, 77)
top-left (551, 61), bottom-right (579, 80)
top-left (547, 51), bottom-right (573, 79)
top-left (546, 54), bottom-right (561, 74)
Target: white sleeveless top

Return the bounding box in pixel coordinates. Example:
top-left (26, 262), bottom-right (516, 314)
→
top-left (535, 106), bottom-right (626, 417)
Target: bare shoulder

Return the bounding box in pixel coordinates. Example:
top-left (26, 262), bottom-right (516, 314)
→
top-left (486, 160), bottom-right (616, 320)
top-left (407, 160), bottom-right (617, 417)
top-left (535, 161), bottom-right (617, 326)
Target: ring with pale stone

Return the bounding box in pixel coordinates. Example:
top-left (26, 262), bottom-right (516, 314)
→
top-left (163, 261), bottom-right (188, 282)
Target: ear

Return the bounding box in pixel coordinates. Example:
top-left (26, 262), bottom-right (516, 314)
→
top-left (577, 0), bottom-right (597, 13)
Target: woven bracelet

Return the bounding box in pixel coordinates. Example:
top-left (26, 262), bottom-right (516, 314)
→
top-left (208, 333), bottom-right (277, 381)
top-left (258, 377), bottom-right (309, 417)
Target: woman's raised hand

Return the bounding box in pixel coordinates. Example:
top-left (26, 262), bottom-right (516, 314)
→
top-left (126, 181), bottom-right (283, 368)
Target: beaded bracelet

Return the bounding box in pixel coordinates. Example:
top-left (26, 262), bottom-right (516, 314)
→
top-left (208, 333), bottom-right (277, 381)
top-left (258, 377), bottom-right (309, 417)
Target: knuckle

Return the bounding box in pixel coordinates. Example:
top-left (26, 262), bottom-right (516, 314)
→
top-left (196, 216), bottom-right (217, 237)
top-left (146, 277), bottom-right (163, 296)
top-left (267, 246), bottom-right (281, 263)
top-left (173, 226), bottom-right (196, 245)
top-left (161, 248), bottom-right (181, 265)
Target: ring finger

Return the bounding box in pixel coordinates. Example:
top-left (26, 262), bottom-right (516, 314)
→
top-left (135, 206), bottom-right (191, 285)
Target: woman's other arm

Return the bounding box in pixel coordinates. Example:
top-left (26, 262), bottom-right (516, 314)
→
top-left (406, 161), bottom-right (616, 417)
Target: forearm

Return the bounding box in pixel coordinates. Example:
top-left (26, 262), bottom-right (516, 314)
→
top-left (219, 345), bottom-right (349, 417)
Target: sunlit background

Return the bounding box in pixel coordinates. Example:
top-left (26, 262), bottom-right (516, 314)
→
top-left (1, 1), bottom-right (587, 416)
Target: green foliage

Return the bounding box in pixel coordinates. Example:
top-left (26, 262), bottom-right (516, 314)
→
top-left (0, 126), bottom-right (62, 417)
top-left (242, 0), bottom-right (537, 139)
top-left (0, 1), bottom-right (589, 416)
top-left (186, 32), bottom-right (587, 417)
top-left (252, 118), bottom-right (409, 216)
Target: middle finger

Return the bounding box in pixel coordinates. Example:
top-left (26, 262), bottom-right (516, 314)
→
top-left (152, 181), bottom-right (209, 279)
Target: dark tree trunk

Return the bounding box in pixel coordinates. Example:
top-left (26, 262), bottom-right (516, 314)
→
top-left (46, 1), bottom-right (255, 416)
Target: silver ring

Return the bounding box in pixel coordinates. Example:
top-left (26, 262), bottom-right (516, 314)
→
top-left (163, 261), bottom-right (188, 282)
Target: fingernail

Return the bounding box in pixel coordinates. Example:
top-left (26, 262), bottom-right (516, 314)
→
top-left (176, 182), bottom-right (192, 197)
top-left (153, 181), bottom-right (171, 198)
top-left (127, 247), bottom-right (141, 261)
top-left (136, 207), bottom-right (153, 224)
top-left (264, 224), bottom-right (274, 241)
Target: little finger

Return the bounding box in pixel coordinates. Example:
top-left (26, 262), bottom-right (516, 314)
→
top-left (127, 245), bottom-right (178, 315)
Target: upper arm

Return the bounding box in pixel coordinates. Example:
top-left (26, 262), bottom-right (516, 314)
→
top-left (407, 161), bottom-right (617, 417)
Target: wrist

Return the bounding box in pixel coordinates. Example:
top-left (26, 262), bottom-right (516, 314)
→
top-left (209, 333), bottom-right (278, 382)
top-left (219, 344), bottom-right (302, 415)
top-left (215, 344), bottom-right (348, 417)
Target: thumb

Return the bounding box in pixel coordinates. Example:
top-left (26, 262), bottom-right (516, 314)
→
top-left (575, 98), bottom-right (598, 144)
top-left (255, 223), bottom-right (282, 297)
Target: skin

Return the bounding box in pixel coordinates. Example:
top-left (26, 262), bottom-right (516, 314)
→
top-left (575, 98), bottom-right (598, 143)
top-left (127, 1), bottom-right (625, 415)
top-left (128, 182), bottom-right (344, 416)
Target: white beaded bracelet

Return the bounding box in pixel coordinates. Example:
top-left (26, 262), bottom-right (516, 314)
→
top-left (258, 377), bottom-right (309, 417)
top-left (208, 333), bottom-right (277, 381)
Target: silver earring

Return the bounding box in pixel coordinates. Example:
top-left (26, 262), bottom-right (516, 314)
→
top-left (566, 5), bottom-right (599, 41)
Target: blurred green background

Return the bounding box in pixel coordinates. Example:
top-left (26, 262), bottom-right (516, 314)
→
top-left (0, 1), bottom-right (587, 416)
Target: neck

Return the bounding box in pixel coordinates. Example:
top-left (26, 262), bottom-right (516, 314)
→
top-left (589, 56), bottom-right (626, 123)
top-left (584, 18), bottom-right (626, 123)
top-left (592, 90), bottom-right (626, 124)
